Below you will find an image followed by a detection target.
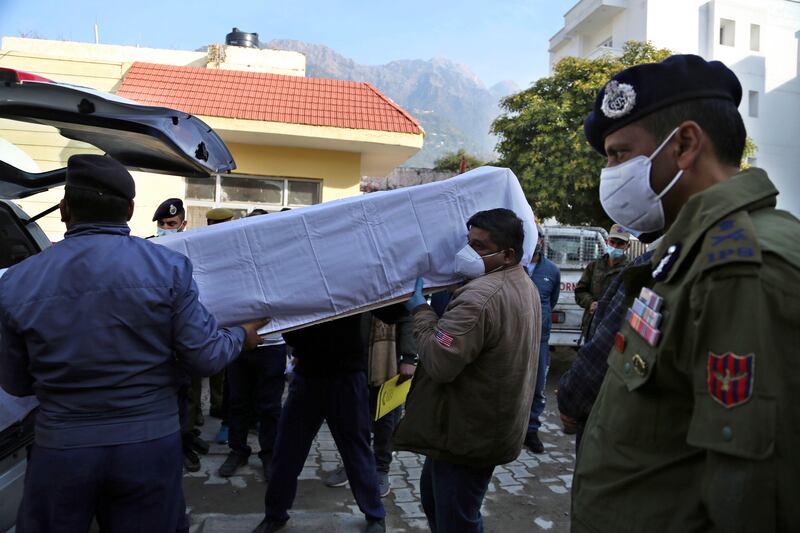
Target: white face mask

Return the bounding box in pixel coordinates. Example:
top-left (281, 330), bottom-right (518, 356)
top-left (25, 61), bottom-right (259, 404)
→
top-left (454, 245), bottom-right (503, 279)
top-left (156, 227), bottom-right (179, 237)
top-left (599, 127), bottom-right (684, 233)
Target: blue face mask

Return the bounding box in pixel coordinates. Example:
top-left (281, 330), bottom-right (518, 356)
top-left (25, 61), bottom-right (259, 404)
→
top-left (156, 227), bottom-right (179, 237)
top-left (606, 244), bottom-right (626, 259)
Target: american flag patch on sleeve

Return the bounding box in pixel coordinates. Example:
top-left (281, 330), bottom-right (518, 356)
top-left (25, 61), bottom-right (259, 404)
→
top-left (435, 329), bottom-right (454, 348)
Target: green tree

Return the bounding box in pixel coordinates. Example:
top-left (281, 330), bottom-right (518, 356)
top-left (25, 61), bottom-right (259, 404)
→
top-left (740, 137), bottom-right (757, 169)
top-left (433, 149), bottom-right (485, 173)
top-left (492, 41), bottom-right (672, 226)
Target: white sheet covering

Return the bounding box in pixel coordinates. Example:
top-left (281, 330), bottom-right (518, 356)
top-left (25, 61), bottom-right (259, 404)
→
top-left (155, 166), bottom-right (537, 333)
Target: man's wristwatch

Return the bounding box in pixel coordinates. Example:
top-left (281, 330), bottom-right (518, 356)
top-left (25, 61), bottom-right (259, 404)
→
top-left (400, 353), bottom-right (420, 366)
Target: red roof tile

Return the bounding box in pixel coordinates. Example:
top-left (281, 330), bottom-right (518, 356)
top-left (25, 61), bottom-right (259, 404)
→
top-left (117, 62), bottom-right (422, 135)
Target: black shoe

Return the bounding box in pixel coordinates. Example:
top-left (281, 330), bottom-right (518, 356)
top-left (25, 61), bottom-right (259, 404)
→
top-left (365, 518), bottom-right (386, 533)
top-left (188, 433), bottom-right (210, 455)
top-left (524, 432), bottom-right (545, 454)
top-left (252, 517), bottom-right (287, 533)
top-left (219, 452), bottom-right (248, 477)
top-left (184, 448), bottom-right (201, 472)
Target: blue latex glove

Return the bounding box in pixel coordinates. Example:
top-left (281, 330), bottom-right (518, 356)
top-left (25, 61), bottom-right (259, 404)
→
top-left (404, 277), bottom-right (426, 312)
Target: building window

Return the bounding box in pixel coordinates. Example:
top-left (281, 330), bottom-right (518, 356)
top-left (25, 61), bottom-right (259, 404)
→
top-left (748, 90), bottom-right (759, 117)
top-left (750, 24), bottom-right (760, 51)
top-left (720, 18), bottom-right (736, 46)
top-left (598, 36), bottom-right (613, 49)
top-left (185, 174), bottom-right (321, 227)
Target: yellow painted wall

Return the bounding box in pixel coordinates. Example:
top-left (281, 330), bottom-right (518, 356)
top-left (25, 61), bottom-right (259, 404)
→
top-left (0, 39), bottom-right (400, 239)
top-left (228, 143), bottom-right (361, 202)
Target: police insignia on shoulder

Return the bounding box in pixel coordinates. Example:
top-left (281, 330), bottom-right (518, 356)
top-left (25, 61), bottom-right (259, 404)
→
top-left (626, 287), bottom-right (663, 347)
top-left (652, 243), bottom-right (681, 281)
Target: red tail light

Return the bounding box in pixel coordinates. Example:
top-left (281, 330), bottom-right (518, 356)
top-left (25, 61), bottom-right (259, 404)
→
top-left (0, 68), bottom-right (54, 84)
top-left (551, 311), bottom-right (565, 324)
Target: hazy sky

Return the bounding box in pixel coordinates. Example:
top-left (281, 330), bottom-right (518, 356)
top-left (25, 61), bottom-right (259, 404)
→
top-left (0, 0), bottom-right (577, 88)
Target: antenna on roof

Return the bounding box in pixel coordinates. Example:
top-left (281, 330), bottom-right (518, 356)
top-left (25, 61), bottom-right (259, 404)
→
top-left (94, 18), bottom-right (99, 44)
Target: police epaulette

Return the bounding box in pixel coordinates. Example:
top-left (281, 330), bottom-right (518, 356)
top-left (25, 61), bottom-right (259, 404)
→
top-left (699, 210), bottom-right (762, 272)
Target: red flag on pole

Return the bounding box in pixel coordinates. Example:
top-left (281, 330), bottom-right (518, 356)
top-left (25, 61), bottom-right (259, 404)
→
top-left (459, 154), bottom-right (467, 174)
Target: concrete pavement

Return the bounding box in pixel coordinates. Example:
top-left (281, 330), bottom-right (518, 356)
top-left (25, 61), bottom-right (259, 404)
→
top-left (185, 351), bottom-right (577, 532)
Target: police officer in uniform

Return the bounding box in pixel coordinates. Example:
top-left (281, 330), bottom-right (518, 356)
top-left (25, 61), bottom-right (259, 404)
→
top-left (150, 197), bottom-right (208, 471)
top-left (0, 155), bottom-right (267, 532)
top-left (204, 206), bottom-right (236, 444)
top-left (574, 224), bottom-right (630, 341)
top-left (152, 197), bottom-right (187, 237)
top-left (572, 55), bottom-right (800, 531)
top-left (206, 207), bottom-right (235, 226)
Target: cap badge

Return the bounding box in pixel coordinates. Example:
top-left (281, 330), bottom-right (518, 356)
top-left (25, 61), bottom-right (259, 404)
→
top-left (169, 204), bottom-right (177, 216)
top-left (601, 80), bottom-right (637, 119)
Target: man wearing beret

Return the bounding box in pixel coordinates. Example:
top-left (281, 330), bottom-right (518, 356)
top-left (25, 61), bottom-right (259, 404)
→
top-left (0, 154), bottom-right (268, 531)
top-left (573, 55), bottom-right (800, 531)
top-left (151, 197), bottom-right (210, 470)
top-left (202, 206), bottom-right (237, 446)
top-left (152, 197), bottom-right (187, 237)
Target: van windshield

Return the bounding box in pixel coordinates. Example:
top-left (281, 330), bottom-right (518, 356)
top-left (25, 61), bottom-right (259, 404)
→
top-left (545, 234), bottom-right (604, 266)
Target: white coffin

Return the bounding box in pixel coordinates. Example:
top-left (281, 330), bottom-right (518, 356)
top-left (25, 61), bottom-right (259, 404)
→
top-left (155, 166), bottom-right (537, 333)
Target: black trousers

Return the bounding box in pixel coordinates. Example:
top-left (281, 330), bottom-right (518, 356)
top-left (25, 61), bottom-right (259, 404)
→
top-left (265, 371), bottom-right (385, 522)
top-left (227, 344), bottom-right (287, 460)
top-left (17, 432), bottom-right (188, 533)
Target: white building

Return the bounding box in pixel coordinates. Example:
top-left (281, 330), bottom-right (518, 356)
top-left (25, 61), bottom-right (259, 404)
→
top-left (549, 0), bottom-right (800, 216)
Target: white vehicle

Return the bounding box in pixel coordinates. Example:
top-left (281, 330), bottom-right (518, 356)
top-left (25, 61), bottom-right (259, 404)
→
top-left (0, 67), bottom-right (235, 531)
top-left (541, 225), bottom-right (648, 348)
top-left (541, 225), bottom-right (608, 348)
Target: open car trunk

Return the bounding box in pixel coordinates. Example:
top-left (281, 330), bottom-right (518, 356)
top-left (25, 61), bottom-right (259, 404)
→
top-left (0, 68), bottom-right (238, 529)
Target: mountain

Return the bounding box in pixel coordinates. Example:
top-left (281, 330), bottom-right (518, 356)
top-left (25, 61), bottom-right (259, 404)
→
top-left (266, 39), bottom-right (518, 169)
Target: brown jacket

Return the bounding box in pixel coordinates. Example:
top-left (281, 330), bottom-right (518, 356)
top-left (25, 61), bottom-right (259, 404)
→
top-left (393, 264), bottom-right (541, 466)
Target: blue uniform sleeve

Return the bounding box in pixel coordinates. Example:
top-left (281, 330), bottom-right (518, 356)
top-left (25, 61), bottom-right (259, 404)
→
top-left (0, 312), bottom-right (35, 397)
top-left (171, 259), bottom-right (246, 376)
top-left (550, 266), bottom-right (561, 311)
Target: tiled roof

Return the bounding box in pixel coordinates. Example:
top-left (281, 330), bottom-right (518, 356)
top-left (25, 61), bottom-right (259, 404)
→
top-left (116, 62), bottom-right (422, 135)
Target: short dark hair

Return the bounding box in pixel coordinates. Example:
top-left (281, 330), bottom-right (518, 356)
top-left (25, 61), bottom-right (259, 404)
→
top-left (466, 208), bottom-right (525, 264)
top-left (247, 208), bottom-right (269, 217)
top-left (64, 186), bottom-right (130, 224)
top-left (636, 98), bottom-right (746, 167)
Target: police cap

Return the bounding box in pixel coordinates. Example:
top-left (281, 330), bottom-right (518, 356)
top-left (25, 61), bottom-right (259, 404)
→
top-left (152, 198), bottom-right (185, 221)
top-left (206, 207), bottom-right (234, 222)
top-left (608, 224), bottom-right (631, 242)
top-left (584, 54), bottom-right (742, 155)
top-left (65, 154), bottom-right (135, 201)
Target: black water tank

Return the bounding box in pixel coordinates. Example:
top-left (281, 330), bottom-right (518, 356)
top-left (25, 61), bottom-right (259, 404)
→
top-left (225, 28), bottom-right (259, 48)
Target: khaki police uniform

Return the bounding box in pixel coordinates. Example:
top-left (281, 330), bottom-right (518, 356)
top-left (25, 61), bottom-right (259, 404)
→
top-left (572, 168), bottom-right (800, 531)
top-left (574, 254), bottom-right (628, 337)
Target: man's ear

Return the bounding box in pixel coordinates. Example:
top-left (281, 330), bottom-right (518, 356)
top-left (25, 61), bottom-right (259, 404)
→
top-left (503, 248), bottom-right (517, 266)
top-left (675, 120), bottom-right (703, 171)
top-left (127, 200), bottom-right (135, 222)
top-left (59, 198), bottom-right (69, 223)
top-left (179, 219), bottom-right (187, 231)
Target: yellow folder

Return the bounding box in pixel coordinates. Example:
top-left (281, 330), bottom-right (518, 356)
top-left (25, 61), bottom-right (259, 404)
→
top-left (374, 374), bottom-right (411, 421)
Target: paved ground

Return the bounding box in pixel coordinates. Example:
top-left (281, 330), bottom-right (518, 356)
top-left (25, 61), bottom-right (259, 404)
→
top-left (185, 350), bottom-right (577, 533)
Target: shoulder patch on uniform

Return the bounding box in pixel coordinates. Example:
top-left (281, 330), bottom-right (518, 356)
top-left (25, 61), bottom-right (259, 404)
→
top-left (700, 211), bottom-right (762, 272)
